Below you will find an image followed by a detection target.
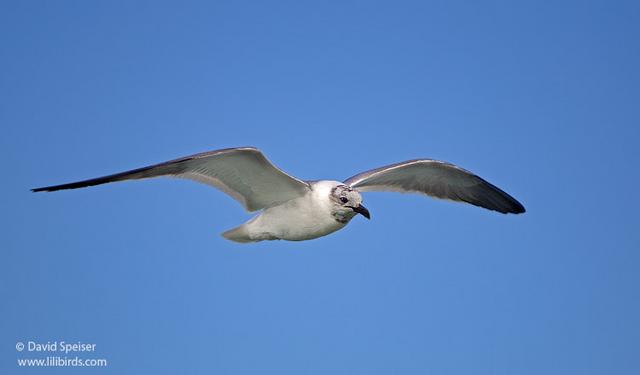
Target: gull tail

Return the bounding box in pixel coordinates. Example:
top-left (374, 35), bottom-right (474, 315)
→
top-left (221, 224), bottom-right (257, 243)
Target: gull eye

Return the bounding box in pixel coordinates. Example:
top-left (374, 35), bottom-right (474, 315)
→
top-left (340, 197), bottom-right (348, 204)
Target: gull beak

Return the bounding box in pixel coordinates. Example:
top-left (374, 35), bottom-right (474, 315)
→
top-left (351, 204), bottom-right (371, 220)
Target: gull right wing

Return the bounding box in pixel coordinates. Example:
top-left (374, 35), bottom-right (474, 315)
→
top-left (32, 147), bottom-right (311, 212)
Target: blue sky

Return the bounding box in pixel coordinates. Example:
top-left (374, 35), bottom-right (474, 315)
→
top-left (1, 1), bottom-right (639, 374)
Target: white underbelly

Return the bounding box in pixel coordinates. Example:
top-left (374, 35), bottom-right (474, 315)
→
top-left (246, 198), bottom-right (346, 241)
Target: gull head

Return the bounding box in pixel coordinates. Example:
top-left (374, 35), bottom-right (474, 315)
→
top-left (330, 184), bottom-right (370, 221)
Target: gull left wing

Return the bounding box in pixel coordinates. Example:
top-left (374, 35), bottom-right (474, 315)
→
top-left (344, 159), bottom-right (525, 214)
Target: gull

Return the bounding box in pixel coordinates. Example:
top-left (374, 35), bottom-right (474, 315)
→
top-left (32, 147), bottom-right (525, 243)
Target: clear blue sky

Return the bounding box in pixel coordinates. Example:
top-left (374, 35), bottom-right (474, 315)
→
top-left (2, 1), bottom-right (638, 374)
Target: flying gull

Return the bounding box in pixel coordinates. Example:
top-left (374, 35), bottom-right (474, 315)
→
top-left (32, 147), bottom-right (525, 243)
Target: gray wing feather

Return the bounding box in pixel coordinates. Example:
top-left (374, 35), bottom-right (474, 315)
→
top-left (344, 159), bottom-right (525, 214)
top-left (32, 147), bottom-right (310, 212)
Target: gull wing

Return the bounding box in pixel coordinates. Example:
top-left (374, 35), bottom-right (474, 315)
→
top-left (344, 159), bottom-right (525, 214)
top-left (32, 147), bottom-right (310, 212)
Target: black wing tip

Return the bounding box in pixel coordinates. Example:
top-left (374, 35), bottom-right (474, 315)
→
top-left (472, 199), bottom-right (525, 214)
top-left (31, 180), bottom-right (99, 192)
top-left (474, 186), bottom-right (525, 215)
top-left (506, 204), bottom-right (526, 214)
top-left (498, 199), bottom-right (526, 214)
top-left (476, 177), bottom-right (526, 215)
top-left (507, 194), bottom-right (526, 214)
top-left (31, 185), bottom-right (71, 193)
top-left (513, 203), bottom-right (526, 214)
